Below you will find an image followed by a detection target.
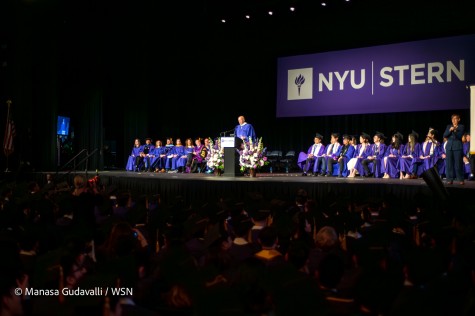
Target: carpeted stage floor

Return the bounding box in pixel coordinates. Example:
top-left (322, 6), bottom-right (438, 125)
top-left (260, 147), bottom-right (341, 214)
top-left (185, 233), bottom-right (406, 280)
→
top-left (42, 170), bottom-right (475, 209)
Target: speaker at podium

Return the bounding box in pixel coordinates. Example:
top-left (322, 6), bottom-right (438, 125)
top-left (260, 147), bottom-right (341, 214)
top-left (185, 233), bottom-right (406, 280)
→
top-left (221, 136), bottom-right (243, 176)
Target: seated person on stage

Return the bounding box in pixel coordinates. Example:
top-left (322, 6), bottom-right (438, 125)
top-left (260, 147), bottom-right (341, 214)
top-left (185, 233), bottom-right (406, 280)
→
top-left (234, 115), bottom-right (257, 143)
top-left (437, 137), bottom-right (448, 179)
top-left (164, 137), bottom-right (175, 172)
top-left (150, 140), bottom-right (167, 173)
top-left (140, 137), bottom-right (155, 172)
top-left (462, 133), bottom-right (473, 179)
top-left (328, 134), bottom-right (355, 177)
top-left (166, 138), bottom-right (185, 173)
top-left (361, 131), bottom-right (387, 178)
top-left (189, 137), bottom-right (207, 173)
top-left (180, 138), bottom-right (194, 173)
top-left (382, 132), bottom-right (405, 179)
top-left (398, 131), bottom-right (422, 179)
top-left (321, 133), bottom-right (341, 176)
top-left (419, 128), bottom-right (440, 174)
top-left (126, 138), bottom-right (144, 172)
top-left (298, 133), bottom-right (325, 176)
top-left (347, 132), bottom-right (372, 178)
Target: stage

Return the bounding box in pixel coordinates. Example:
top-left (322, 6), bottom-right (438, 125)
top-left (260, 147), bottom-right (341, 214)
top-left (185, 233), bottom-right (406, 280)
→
top-left (39, 170), bottom-right (475, 209)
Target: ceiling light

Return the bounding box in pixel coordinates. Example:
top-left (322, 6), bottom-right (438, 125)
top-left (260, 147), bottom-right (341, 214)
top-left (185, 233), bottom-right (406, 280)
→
top-left (245, 15), bottom-right (250, 19)
top-left (290, 7), bottom-right (295, 12)
top-left (321, 2), bottom-right (326, 6)
top-left (221, 19), bottom-right (226, 23)
top-left (268, 11), bottom-right (273, 16)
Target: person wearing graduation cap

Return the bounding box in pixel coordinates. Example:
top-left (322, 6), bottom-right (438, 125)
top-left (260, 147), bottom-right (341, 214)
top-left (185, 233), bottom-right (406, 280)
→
top-left (362, 131), bottom-right (387, 178)
top-left (383, 132), bottom-right (405, 178)
top-left (327, 134), bottom-right (355, 177)
top-left (399, 130), bottom-right (422, 179)
top-left (419, 128), bottom-right (441, 174)
top-left (320, 133), bottom-right (341, 176)
top-left (297, 133), bottom-right (326, 176)
top-left (347, 132), bottom-right (372, 178)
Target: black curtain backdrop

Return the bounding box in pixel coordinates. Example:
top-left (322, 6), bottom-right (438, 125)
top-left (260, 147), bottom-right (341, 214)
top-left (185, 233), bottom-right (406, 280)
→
top-left (1, 0), bottom-right (474, 172)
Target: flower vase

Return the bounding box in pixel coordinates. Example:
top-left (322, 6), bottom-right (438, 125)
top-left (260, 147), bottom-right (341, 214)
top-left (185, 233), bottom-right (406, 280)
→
top-left (249, 169), bottom-right (257, 178)
top-left (214, 169), bottom-right (222, 176)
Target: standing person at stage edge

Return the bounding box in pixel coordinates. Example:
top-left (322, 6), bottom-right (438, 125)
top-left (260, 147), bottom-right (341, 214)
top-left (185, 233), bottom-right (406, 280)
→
top-left (443, 114), bottom-right (465, 185)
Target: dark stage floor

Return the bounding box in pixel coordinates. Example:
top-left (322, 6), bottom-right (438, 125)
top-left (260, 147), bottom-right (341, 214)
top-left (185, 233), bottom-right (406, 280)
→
top-left (40, 170), bottom-right (474, 209)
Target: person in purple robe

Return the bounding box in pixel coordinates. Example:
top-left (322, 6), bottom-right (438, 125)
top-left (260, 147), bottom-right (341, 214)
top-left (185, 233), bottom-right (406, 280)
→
top-left (419, 128), bottom-right (440, 175)
top-left (180, 138), bottom-right (195, 173)
top-left (327, 134), bottom-right (355, 177)
top-left (141, 138), bottom-right (155, 172)
top-left (189, 137), bottom-right (207, 173)
top-left (150, 140), bottom-right (167, 172)
top-left (436, 137), bottom-right (448, 179)
top-left (320, 133), bottom-right (341, 176)
top-left (347, 133), bottom-right (372, 178)
top-left (126, 138), bottom-right (144, 172)
top-left (167, 138), bottom-right (186, 173)
top-left (298, 133), bottom-right (325, 176)
top-left (382, 132), bottom-right (405, 179)
top-left (398, 131), bottom-right (422, 179)
top-left (234, 116), bottom-right (257, 143)
top-left (164, 138), bottom-right (175, 172)
top-left (462, 133), bottom-right (472, 178)
top-left (362, 132), bottom-right (387, 178)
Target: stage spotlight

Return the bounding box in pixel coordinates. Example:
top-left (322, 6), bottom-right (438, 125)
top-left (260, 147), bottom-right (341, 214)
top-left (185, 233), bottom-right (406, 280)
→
top-left (221, 19), bottom-right (226, 23)
top-left (290, 7), bottom-right (295, 12)
top-left (245, 15), bottom-right (250, 19)
top-left (321, 2), bottom-right (326, 6)
top-left (268, 11), bottom-right (273, 16)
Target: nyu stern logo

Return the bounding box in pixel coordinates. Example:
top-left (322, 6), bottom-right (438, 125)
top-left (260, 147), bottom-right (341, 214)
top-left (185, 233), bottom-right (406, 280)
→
top-left (288, 68), bottom-right (313, 100)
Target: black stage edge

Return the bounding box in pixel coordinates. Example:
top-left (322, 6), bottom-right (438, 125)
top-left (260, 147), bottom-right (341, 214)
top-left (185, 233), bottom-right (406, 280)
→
top-left (30, 171), bottom-right (475, 209)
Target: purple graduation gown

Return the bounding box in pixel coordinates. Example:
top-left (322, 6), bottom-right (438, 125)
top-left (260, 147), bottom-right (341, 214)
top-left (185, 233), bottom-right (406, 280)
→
top-left (382, 144), bottom-right (405, 178)
top-left (297, 143), bottom-right (326, 173)
top-left (234, 123), bottom-right (257, 142)
top-left (352, 144), bottom-right (372, 176)
top-left (398, 143), bottom-right (422, 175)
top-left (150, 146), bottom-right (167, 170)
top-left (126, 145), bottom-right (144, 171)
top-left (419, 141), bottom-right (440, 175)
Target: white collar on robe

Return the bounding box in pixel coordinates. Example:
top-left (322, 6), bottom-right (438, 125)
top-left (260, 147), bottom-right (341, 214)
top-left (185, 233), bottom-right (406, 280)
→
top-left (240, 122), bottom-right (248, 127)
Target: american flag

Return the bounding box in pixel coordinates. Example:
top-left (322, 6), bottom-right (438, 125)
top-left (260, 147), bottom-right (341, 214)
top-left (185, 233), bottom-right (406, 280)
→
top-left (3, 107), bottom-right (15, 156)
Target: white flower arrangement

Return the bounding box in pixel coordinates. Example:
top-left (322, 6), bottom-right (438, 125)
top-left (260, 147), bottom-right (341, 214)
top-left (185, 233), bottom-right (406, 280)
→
top-left (206, 138), bottom-right (225, 171)
top-left (239, 137), bottom-right (269, 172)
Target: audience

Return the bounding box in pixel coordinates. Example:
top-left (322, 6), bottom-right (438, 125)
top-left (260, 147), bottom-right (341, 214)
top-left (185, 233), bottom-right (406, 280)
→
top-left (0, 175), bottom-right (474, 316)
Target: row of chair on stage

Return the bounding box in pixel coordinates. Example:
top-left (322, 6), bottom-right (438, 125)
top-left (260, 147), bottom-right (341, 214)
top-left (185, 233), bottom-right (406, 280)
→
top-left (296, 130), bottom-right (473, 180)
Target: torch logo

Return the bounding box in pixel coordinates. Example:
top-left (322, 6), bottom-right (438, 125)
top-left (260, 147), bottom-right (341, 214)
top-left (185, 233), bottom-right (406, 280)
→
top-left (288, 68), bottom-right (312, 100)
top-left (295, 74), bottom-right (305, 96)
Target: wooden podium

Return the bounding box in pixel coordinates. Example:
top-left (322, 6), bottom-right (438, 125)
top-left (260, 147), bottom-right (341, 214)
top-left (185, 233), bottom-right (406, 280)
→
top-left (221, 136), bottom-right (243, 176)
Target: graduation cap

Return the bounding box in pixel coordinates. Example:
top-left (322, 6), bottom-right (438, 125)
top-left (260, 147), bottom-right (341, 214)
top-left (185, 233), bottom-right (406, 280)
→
top-left (394, 132), bottom-right (404, 140)
top-left (361, 132), bottom-right (371, 141)
top-left (315, 133), bottom-right (324, 140)
top-left (342, 134), bottom-right (351, 140)
top-left (331, 132), bottom-right (340, 139)
top-left (409, 130), bottom-right (419, 139)
top-left (374, 131), bottom-right (387, 140)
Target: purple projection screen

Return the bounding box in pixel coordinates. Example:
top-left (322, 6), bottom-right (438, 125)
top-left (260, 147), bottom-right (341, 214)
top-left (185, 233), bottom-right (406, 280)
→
top-left (276, 35), bottom-right (475, 117)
